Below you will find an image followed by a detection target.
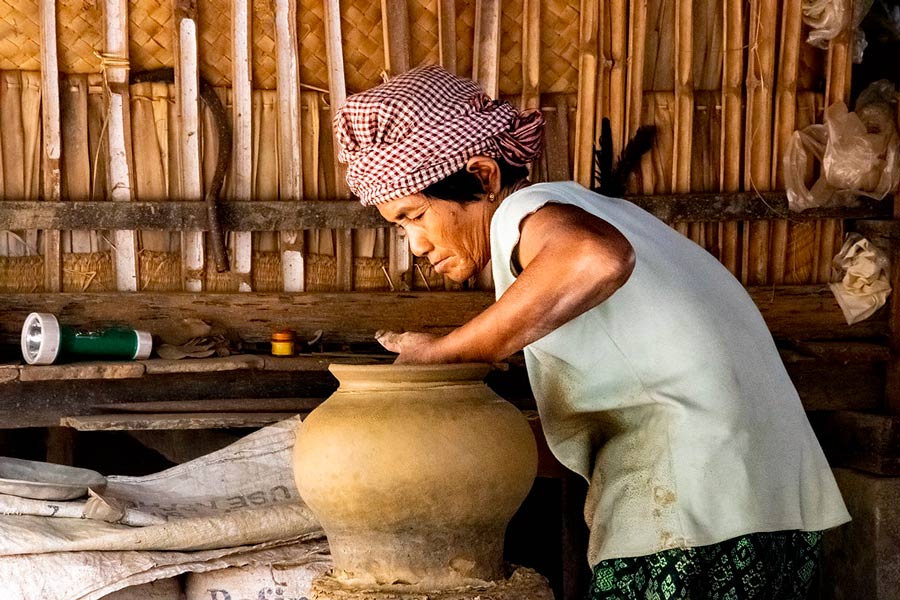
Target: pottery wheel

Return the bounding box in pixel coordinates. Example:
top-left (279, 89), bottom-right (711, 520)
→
top-left (309, 566), bottom-right (555, 600)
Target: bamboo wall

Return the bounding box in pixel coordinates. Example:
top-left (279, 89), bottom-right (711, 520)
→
top-left (0, 0), bottom-right (855, 294)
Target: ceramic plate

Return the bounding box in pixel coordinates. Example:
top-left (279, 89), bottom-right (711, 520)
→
top-left (0, 457), bottom-right (107, 500)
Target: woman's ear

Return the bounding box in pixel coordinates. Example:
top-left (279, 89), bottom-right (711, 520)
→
top-left (465, 156), bottom-right (501, 195)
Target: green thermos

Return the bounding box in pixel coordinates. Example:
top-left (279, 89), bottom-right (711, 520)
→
top-left (20, 312), bottom-right (153, 365)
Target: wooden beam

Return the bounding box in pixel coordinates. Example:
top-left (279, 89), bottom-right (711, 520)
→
top-left (0, 194), bottom-right (888, 232)
top-left (810, 411), bottom-right (900, 476)
top-left (0, 285), bottom-right (886, 350)
top-left (174, 0), bottom-right (205, 292)
top-left (61, 412), bottom-right (299, 430)
top-left (437, 0), bottom-right (457, 74)
top-left (231, 0), bottom-right (253, 291)
top-left (102, 0), bottom-right (138, 291)
top-left (39, 0), bottom-right (62, 292)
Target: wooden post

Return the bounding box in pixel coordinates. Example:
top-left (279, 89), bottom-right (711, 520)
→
top-left (231, 0), bottom-right (253, 291)
top-left (720, 0), bottom-right (742, 278)
top-left (574, 0), bottom-right (599, 187)
top-left (521, 0), bottom-right (541, 111)
top-left (437, 0), bottom-right (458, 75)
top-left (382, 1), bottom-right (413, 291)
top-left (274, 0), bottom-right (305, 292)
top-left (39, 0), bottom-right (62, 292)
top-left (473, 0), bottom-right (501, 98)
top-left (102, 0), bottom-right (138, 291)
top-left (323, 0), bottom-right (353, 291)
top-left (174, 0), bottom-right (204, 292)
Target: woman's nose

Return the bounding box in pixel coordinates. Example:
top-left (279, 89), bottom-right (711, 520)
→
top-left (405, 227), bottom-right (433, 257)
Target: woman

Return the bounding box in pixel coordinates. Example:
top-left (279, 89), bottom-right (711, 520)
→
top-left (333, 64), bottom-right (850, 599)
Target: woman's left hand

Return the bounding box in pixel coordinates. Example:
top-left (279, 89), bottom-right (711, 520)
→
top-left (375, 330), bottom-right (444, 364)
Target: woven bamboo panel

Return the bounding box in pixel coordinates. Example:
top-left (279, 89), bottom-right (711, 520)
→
top-left (63, 251), bottom-right (114, 292)
top-left (499, 0), bottom-right (523, 96)
top-left (58, 0), bottom-right (103, 74)
top-left (0, 0), bottom-right (40, 72)
top-left (340, 0), bottom-right (385, 93)
top-left (409, 0), bottom-right (439, 70)
top-left (536, 0), bottom-right (579, 95)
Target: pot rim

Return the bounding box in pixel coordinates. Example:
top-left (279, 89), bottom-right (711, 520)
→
top-left (328, 362), bottom-right (492, 385)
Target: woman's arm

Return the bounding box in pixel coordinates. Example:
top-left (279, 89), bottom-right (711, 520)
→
top-left (378, 203), bottom-right (635, 363)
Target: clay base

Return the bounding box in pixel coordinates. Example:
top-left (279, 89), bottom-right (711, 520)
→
top-left (309, 566), bottom-right (555, 600)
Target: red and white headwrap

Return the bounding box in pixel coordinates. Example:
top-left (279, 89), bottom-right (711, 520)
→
top-left (333, 65), bottom-right (545, 206)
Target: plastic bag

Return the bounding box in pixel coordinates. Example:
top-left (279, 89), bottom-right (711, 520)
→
top-left (802, 0), bottom-right (872, 62)
top-left (829, 233), bottom-right (891, 325)
top-left (785, 80), bottom-right (900, 211)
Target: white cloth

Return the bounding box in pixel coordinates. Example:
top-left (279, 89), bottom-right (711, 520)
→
top-left (490, 182), bottom-right (851, 565)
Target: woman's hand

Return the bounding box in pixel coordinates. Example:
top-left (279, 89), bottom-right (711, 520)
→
top-left (375, 330), bottom-right (444, 364)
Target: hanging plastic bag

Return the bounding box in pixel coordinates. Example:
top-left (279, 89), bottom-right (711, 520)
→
top-left (802, 0), bottom-right (873, 62)
top-left (785, 79), bottom-right (900, 211)
top-left (829, 233), bottom-right (891, 325)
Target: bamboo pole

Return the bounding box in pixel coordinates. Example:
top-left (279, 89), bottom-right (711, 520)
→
top-left (672, 0), bottom-right (692, 193)
top-left (608, 0), bottom-right (627, 155)
top-left (231, 0), bottom-right (253, 292)
top-left (60, 75), bottom-right (94, 253)
top-left (473, 0), bottom-right (501, 98)
top-left (743, 0), bottom-right (777, 285)
top-left (770, 0), bottom-right (803, 284)
top-left (437, 0), bottom-right (458, 75)
top-left (719, 0), bottom-right (743, 278)
top-left (594, 0), bottom-right (609, 165)
top-left (39, 0), bottom-right (62, 292)
top-left (274, 0), bottom-right (305, 292)
top-left (574, 0), bottom-right (599, 187)
top-left (102, 0), bottom-right (138, 291)
top-left (323, 0), bottom-right (353, 291)
top-left (383, 0), bottom-right (413, 291)
top-left (625, 0), bottom-right (647, 140)
top-left (521, 0), bottom-right (541, 111)
top-left (173, 0), bottom-right (204, 291)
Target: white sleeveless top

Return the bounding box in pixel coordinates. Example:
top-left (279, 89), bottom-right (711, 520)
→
top-left (490, 182), bottom-right (850, 565)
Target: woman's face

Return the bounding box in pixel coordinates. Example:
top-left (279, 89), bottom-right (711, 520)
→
top-left (377, 194), bottom-right (493, 282)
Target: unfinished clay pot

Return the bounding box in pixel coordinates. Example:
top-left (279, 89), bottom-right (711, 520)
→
top-left (292, 363), bottom-right (537, 589)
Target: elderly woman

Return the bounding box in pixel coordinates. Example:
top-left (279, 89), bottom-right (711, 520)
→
top-left (333, 65), bottom-right (849, 600)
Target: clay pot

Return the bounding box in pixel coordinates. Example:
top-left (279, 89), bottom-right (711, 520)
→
top-left (293, 363), bottom-right (538, 588)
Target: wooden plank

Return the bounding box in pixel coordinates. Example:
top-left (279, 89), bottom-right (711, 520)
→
top-left (102, 0), bottom-right (138, 291)
top-left (20, 362), bottom-right (146, 382)
top-left (382, 0), bottom-right (411, 75)
top-left (810, 411), bottom-right (900, 476)
top-left (672, 0), bottom-right (692, 193)
top-left (472, 0), bottom-right (501, 97)
top-left (60, 74), bottom-right (95, 252)
top-left (232, 0), bottom-right (253, 291)
top-left (174, 0), bottom-right (205, 292)
top-left (0, 285), bottom-right (886, 350)
top-left (93, 398), bottom-right (324, 413)
top-left (625, 0), bottom-right (647, 140)
top-left (720, 0), bottom-right (743, 277)
top-left (61, 412), bottom-right (298, 431)
top-left (0, 194), bottom-right (888, 232)
top-left (275, 0), bottom-right (305, 292)
top-left (607, 0), bottom-right (627, 153)
top-left (39, 0), bottom-right (62, 292)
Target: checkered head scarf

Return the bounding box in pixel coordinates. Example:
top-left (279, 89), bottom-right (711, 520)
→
top-left (334, 65), bottom-right (545, 206)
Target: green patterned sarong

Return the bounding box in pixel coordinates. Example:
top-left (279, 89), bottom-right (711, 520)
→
top-left (588, 531), bottom-right (822, 600)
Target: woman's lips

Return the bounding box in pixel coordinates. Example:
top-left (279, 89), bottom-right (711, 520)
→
top-left (432, 257), bottom-right (450, 273)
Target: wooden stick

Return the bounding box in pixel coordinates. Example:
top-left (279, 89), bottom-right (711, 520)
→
top-left (473, 0), bottom-right (501, 98)
top-left (39, 0), bottom-right (62, 292)
top-left (231, 0), bottom-right (253, 291)
top-left (594, 0), bottom-right (609, 158)
top-left (437, 0), bottom-right (458, 75)
top-left (102, 0), bottom-right (138, 291)
top-left (672, 0), bottom-right (693, 193)
top-left (274, 0), bottom-right (305, 292)
top-left (521, 0), bottom-right (541, 111)
top-left (323, 0), bottom-right (353, 291)
top-left (574, 0), bottom-right (599, 187)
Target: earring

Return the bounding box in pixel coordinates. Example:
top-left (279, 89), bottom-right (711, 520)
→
top-left (488, 192), bottom-right (496, 203)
